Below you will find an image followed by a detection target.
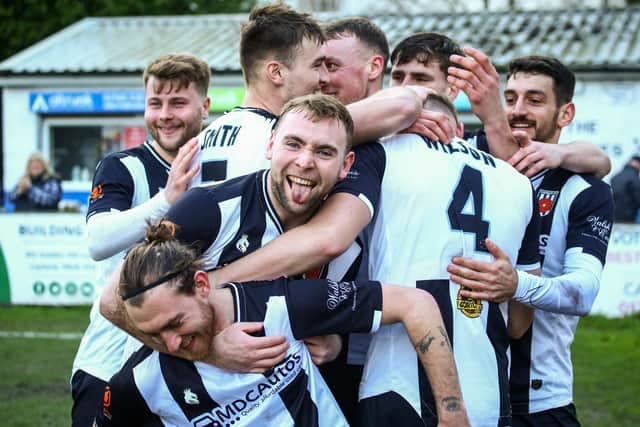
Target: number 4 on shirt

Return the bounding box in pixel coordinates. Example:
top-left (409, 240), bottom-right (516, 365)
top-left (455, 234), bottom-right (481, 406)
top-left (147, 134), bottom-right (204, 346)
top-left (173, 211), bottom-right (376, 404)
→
top-left (447, 165), bottom-right (490, 253)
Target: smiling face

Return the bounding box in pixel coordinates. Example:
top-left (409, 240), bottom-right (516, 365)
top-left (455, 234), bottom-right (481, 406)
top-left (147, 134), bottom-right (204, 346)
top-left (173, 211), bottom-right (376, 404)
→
top-left (266, 109), bottom-right (354, 228)
top-left (504, 72), bottom-right (565, 144)
top-left (320, 35), bottom-right (374, 105)
top-left (144, 76), bottom-right (209, 160)
top-left (125, 277), bottom-right (215, 361)
top-left (27, 157), bottom-right (45, 177)
top-left (281, 37), bottom-right (328, 101)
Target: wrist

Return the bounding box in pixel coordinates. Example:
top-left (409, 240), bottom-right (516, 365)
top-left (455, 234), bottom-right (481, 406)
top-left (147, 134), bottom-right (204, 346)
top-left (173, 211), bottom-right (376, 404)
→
top-left (513, 270), bottom-right (532, 301)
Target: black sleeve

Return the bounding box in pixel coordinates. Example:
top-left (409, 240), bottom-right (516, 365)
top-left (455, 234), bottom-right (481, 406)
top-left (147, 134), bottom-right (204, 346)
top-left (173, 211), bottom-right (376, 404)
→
top-left (165, 186), bottom-right (222, 255)
top-left (87, 155), bottom-right (135, 220)
top-left (331, 142), bottom-right (386, 215)
top-left (285, 279), bottom-right (383, 340)
top-left (567, 178), bottom-right (614, 265)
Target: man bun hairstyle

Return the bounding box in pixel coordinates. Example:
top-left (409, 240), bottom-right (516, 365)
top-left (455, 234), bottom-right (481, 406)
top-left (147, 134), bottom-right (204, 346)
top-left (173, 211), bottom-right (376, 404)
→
top-left (119, 220), bottom-right (202, 307)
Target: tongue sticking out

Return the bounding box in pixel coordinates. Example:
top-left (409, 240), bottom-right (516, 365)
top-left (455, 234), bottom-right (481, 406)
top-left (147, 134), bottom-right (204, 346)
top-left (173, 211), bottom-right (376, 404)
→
top-left (289, 177), bottom-right (314, 204)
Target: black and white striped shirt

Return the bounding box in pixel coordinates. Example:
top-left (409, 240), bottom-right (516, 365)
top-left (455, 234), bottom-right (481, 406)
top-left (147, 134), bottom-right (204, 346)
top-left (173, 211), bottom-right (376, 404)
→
top-left (96, 278), bottom-right (383, 426)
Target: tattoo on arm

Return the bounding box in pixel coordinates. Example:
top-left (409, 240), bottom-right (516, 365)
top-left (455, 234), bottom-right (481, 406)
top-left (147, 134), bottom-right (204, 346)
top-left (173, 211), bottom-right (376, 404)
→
top-left (438, 326), bottom-right (452, 351)
top-left (442, 396), bottom-right (461, 412)
top-left (415, 333), bottom-right (435, 354)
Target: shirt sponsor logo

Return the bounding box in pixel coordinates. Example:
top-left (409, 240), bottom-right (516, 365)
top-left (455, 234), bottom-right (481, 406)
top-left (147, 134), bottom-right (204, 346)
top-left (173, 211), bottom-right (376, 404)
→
top-left (537, 189), bottom-right (558, 217)
top-left (190, 353), bottom-right (302, 427)
top-left (326, 280), bottom-right (355, 310)
top-left (587, 215), bottom-right (612, 242)
top-left (456, 286), bottom-right (482, 318)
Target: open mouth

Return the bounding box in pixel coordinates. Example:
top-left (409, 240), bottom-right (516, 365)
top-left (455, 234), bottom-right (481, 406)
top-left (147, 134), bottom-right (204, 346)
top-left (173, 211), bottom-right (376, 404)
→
top-left (287, 175), bottom-right (316, 204)
top-left (510, 121), bottom-right (535, 130)
top-left (180, 335), bottom-right (195, 351)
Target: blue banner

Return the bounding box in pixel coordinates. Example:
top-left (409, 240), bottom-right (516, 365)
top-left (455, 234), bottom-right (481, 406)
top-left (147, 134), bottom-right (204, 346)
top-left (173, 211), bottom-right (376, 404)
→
top-left (29, 90), bottom-right (145, 114)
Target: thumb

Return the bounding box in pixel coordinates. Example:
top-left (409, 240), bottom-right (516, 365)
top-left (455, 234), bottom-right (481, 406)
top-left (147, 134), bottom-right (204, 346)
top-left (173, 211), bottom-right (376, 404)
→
top-left (512, 130), bottom-right (531, 148)
top-left (236, 322), bottom-right (264, 333)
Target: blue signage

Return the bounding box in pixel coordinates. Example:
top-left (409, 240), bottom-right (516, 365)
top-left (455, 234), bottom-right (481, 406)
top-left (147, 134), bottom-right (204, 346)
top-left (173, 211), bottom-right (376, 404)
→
top-left (29, 90), bottom-right (145, 114)
top-left (29, 88), bottom-right (472, 114)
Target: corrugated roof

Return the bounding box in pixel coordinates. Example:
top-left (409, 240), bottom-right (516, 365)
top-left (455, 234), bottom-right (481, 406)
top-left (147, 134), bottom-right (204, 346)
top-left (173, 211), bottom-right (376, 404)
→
top-left (1, 7), bottom-right (639, 75)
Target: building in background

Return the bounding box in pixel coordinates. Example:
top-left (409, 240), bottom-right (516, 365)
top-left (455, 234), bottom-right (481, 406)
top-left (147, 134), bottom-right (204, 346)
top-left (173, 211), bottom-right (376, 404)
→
top-left (1, 7), bottom-right (639, 210)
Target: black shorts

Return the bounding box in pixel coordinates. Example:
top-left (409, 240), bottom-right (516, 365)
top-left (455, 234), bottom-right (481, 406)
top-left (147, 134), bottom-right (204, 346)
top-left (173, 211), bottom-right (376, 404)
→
top-left (359, 391), bottom-right (429, 427)
top-left (71, 369), bottom-right (108, 427)
top-left (512, 403), bottom-right (580, 427)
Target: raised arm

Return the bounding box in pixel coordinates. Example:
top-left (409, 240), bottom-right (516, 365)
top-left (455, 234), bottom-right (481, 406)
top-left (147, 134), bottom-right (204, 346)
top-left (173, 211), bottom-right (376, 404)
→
top-left (381, 284), bottom-right (470, 426)
top-left (448, 46), bottom-right (517, 161)
top-left (347, 86), bottom-right (423, 144)
top-left (87, 139), bottom-right (199, 260)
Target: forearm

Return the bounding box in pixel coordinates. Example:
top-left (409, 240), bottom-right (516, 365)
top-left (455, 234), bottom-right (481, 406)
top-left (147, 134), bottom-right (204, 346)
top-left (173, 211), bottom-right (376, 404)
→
top-left (348, 86), bottom-right (422, 144)
top-left (214, 226), bottom-right (338, 283)
top-left (87, 191), bottom-right (171, 260)
top-left (507, 301), bottom-right (534, 339)
top-left (513, 250), bottom-right (602, 316)
top-left (558, 141), bottom-right (611, 178)
top-left (382, 286), bottom-right (468, 424)
top-left (483, 119), bottom-right (519, 161)
top-left (214, 193), bottom-right (370, 284)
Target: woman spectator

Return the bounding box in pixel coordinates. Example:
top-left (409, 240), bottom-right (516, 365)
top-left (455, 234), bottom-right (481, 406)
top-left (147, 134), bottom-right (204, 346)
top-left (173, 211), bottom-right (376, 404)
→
top-left (9, 152), bottom-right (62, 211)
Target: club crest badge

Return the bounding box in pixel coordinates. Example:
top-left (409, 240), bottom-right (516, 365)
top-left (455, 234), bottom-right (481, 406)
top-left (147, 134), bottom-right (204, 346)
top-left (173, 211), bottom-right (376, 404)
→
top-left (456, 286), bottom-right (482, 318)
top-left (538, 189), bottom-right (559, 217)
top-left (236, 234), bottom-right (250, 253)
top-left (184, 388), bottom-right (199, 405)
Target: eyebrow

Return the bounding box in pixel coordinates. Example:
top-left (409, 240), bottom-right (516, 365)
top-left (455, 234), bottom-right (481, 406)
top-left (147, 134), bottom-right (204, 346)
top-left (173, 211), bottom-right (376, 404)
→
top-left (504, 89), bottom-right (547, 97)
top-left (139, 313), bottom-right (184, 336)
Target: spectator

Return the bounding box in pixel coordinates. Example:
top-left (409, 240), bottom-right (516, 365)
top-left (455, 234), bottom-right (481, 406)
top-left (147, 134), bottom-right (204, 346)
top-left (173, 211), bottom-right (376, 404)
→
top-left (9, 152), bottom-right (62, 211)
top-left (611, 155), bottom-right (640, 222)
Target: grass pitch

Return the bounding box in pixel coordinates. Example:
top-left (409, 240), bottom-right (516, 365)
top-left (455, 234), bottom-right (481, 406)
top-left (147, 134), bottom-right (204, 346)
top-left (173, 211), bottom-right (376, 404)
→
top-left (0, 306), bottom-right (638, 426)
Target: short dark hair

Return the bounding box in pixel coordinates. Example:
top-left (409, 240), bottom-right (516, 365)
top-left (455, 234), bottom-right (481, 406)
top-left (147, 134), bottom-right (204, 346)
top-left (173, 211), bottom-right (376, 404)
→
top-left (240, 2), bottom-right (325, 85)
top-left (507, 55), bottom-right (575, 106)
top-left (324, 17), bottom-right (389, 68)
top-left (278, 93), bottom-right (354, 151)
top-left (424, 93), bottom-right (459, 126)
top-left (390, 32), bottom-right (463, 76)
top-left (120, 220), bottom-right (202, 307)
top-left (143, 53), bottom-right (211, 97)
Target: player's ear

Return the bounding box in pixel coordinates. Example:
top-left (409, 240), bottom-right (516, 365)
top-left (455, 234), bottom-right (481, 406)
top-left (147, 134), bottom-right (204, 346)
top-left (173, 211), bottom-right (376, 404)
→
top-left (367, 54), bottom-right (385, 81)
top-left (201, 96), bottom-right (211, 120)
top-left (446, 83), bottom-right (459, 101)
top-left (266, 61), bottom-right (285, 86)
top-left (339, 150), bottom-right (355, 180)
top-left (456, 121), bottom-right (464, 139)
top-left (557, 102), bottom-right (575, 129)
top-left (266, 130), bottom-right (276, 160)
top-left (193, 270), bottom-right (211, 298)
